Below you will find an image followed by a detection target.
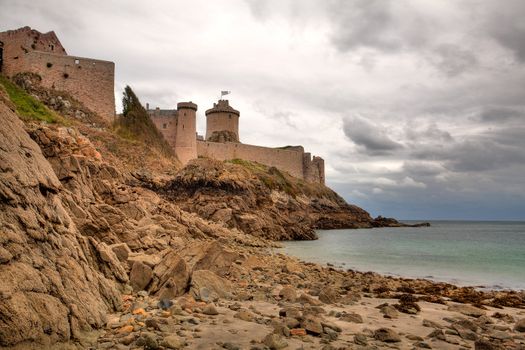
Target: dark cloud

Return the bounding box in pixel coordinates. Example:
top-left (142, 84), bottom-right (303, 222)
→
top-left (484, 0), bottom-right (525, 62)
top-left (343, 117), bottom-right (403, 154)
top-left (427, 44), bottom-right (478, 77)
top-left (479, 107), bottom-right (524, 123)
top-left (408, 126), bottom-right (525, 172)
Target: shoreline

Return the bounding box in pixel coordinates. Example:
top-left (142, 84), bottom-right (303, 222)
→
top-left (277, 251), bottom-right (525, 293)
top-left (280, 223), bottom-right (525, 293)
top-left (83, 242), bottom-right (525, 350)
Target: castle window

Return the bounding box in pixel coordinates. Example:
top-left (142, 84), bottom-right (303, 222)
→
top-left (229, 114), bottom-right (231, 119)
top-left (49, 44), bottom-right (54, 51)
top-left (74, 59), bottom-right (80, 65)
top-left (162, 123), bottom-right (167, 129)
top-left (183, 124), bottom-right (185, 130)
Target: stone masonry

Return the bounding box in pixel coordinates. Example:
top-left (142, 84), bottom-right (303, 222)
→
top-left (149, 100), bottom-right (325, 184)
top-left (0, 27), bottom-right (115, 121)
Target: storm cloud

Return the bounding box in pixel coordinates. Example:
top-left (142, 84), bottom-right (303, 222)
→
top-left (1, 0), bottom-right (524, 219)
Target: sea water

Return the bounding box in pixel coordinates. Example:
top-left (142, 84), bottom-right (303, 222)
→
top-left (281, 221), bottom-right (525, 290)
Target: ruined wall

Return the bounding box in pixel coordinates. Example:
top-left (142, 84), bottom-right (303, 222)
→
top-left (0, 26), bottom-right (66, 76)
top-left (303, 153), bottom-right (325, 184)
top-left (197, 141), bottom-right (305, 179)
top-left (19, 51), bottom-right (115, 120)
top-left (0, 27), bottom-right (115, 121)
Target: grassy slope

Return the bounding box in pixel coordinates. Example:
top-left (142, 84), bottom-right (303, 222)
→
top-left (227, 158), bottom-right (343, 201)
top-left (0, 75), bottom-right (65, 124)
top-left (0, 74), bottom-right (180, 174)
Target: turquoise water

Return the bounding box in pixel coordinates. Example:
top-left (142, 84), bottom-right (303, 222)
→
top-left (281, 221), bottom-right (525, 290)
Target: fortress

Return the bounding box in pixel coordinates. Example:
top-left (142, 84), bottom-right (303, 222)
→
top-left (147, 100), bottom-right (325, 184)
top-left (0, 27), bottom-right (115, 120)
top-left (0, 27), bottom-right (324, 184)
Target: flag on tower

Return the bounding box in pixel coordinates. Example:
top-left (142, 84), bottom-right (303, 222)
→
top-left (221, 91), bottom-right (231, 97)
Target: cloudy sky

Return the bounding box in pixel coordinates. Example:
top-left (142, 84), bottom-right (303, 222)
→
top-left (2, 0), bottom-right (525, 220)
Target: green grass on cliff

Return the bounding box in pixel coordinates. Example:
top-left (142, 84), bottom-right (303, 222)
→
top-left (227, 158), bottom-right (336, 199)
top-left (0, 75), bottom-right (63, 123)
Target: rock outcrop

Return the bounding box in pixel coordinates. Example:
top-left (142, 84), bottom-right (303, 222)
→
top-left (0, 93), bottom-right (121, 346)
top-left (152, 159), bottom-right (375, 240)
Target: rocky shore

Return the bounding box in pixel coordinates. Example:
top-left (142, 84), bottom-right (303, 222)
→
top-left (0, 78), bottom-right (524, 350)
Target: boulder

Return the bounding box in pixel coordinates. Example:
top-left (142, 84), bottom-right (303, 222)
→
top-left (279, 286), bottom-right (297, 302)
top-left (301, 316), bottom-right (323, 335)
top-left (234, 309), bottom-right (256, 322)
top-left (263, 333), bottom-right (288, 350)
top-left (448, 304), bottom-right (486, 318)
top-left (110, 243), bottom-right (131, 263)
top-left (340, 312), bottom-right (363, 323)
top-left (202, 304), bottom-right (219, 315)
top-left (150, 250), bottom-right (190, 298)
top-left (380, 305), bottom-right (399, 319)
top-left (161, 335), bottom-right (185, 349)
top-left (190, 269), bottom-right (233, 301)
top-left (297, 293), bottom-right (322, 306)
top-left (318, 286), bottom-right (340, 304)
top-left (129, 261), bottom-right (153, 291)
top-left (374, 328), bottom-right (401, 343)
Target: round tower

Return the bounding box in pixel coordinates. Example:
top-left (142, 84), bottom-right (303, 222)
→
top-left (205, 100), bottom-right (240, 143)
top-left (174, 102), bottom-right (197, 165)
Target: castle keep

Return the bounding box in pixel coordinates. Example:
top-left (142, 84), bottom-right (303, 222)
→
top-left (148, 100), bottom-right (325, 184)
top-left (0, 27), bottom-right (115, 121)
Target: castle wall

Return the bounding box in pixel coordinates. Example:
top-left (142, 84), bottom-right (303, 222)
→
top-left (149, 111), bottom-right (178, 147)
top-left (17, 51), bottom-right (115, 121)
top-left (0, 27), bottom-right (115, 122)
top-left (197, 140), bottom-right (305, 179)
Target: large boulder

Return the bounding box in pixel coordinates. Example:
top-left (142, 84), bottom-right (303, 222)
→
top-left (190, 269), bottom-right (233, 302)
top-left (129, 261), bottom-right (153, 291)
top-left (150, 250), bottom-right (190, 298)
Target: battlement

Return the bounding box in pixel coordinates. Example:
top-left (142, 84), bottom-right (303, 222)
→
top-left (205, 99), bottom-right (240, 116)
top-left (147, 107), bottom-right (177, 117)
top-left (177, 101), bottom-right (198, 110)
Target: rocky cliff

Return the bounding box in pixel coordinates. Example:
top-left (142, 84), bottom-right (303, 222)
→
top-left (149, 159), bottom-right (374, 240)
top-left (0, 83), bottom-right (264, 347)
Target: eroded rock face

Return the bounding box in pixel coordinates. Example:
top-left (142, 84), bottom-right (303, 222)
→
top-left (154, 159), bottom-right (374, 240)
top-left (0, 100), bottom-right (121, 346)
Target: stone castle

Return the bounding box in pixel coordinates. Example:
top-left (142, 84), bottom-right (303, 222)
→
top-left (147, 100), bottom-right (325, 184)
top-left (0, 26), bottom-right (115, 120)
top-left (0, 27), bottom-right (325, 184)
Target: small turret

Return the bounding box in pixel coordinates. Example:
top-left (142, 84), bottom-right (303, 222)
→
top-left (205, 100), bottom-right (240, 143)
